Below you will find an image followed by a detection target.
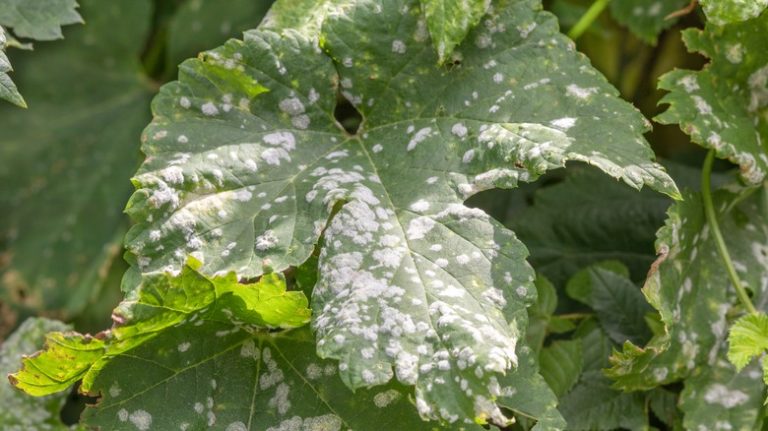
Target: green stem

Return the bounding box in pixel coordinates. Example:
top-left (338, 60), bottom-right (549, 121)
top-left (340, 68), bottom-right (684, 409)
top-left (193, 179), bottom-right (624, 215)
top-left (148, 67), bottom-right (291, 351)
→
top-left (701, 150), bottom-right (757, 315)
top-left (568, 0), bottom-right (612, 41)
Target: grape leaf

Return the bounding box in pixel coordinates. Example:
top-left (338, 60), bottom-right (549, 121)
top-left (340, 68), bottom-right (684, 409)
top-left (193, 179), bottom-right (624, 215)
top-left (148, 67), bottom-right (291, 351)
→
top-left (10, 260), bottom-right (310, 397)
top-left (0, 0), bottom-right (81, 41)
top-left (609, 0), bottom-right (688, 44)
top-left (680, 350), bottom-right (765, 431)
top-left (167, 0), bottom-right (273, 72)
top-left (82, 324), bottom-right (484, 431)
top-left (0, 317), bottom-right (72, 431)
top-left (0, 25), bottom-right (24, 107)
top-left (727, 312), bottom-right (768, 378)
top-left (421, 0), bottom-right (490, 62)
top-left (699, 0), bottom-right (768, 25)
top-left (0, 0), bottom-right (153, 319)
top-left (125, 0), bottom-right (676, 423)
top-left (656, 14), bottom-right (768, 184)
top-left (607, 183), bottom-right (768, 390)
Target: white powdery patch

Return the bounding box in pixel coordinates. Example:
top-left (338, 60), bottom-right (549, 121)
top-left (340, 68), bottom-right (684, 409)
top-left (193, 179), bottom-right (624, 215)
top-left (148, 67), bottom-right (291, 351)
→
top-left (278, 97), bottom-right (305, 116)
top-left (407, 216), bottom-right (436, 240)
top-left (373, 389), bottom-right (402, 408)
top-left (177, 341), bottom-right (191, 352)
top-left (409, 199), bottom-right (430, 212)
top-left (391, 39), bottom-right (406, 54)
top-left (407, 127), bottom-right (432, 151)
top-left (566, 84), bottom-right (598, 100)
top-left (109, 382), bottom-right (121, 398)
top-left (161, 166), bottom-right (184, 185)
top-left (117, 409), bottom-right (128, 422)
top-left (726, 43), bottom-right (744, 64)
top-left (704, 384), bottom-right (750, 408)
top-left (549, 117), bottom-right (577, 130)
top-left (256, 230), bottom-right (279, 251)
top-left (748, 65), bottom-right (768, 113)
top-left (226, 422), bottom-right (248, 431)
top-left (692, 95), bottom-right (713, 115)
top-left (268, 382), bottom-right (291, 415)
top-left (677, 74), bottom-right (700, 93)
top-left (451, 123), bottom-right (468, 138)
top-left (263, 131), bottom-right (296, 151)
top-left (462, 149), bottom-right (476, 164)
top-left (201, 102), bottom-right (219, 116)
top-left (128, 410), bottom-right (152, 431)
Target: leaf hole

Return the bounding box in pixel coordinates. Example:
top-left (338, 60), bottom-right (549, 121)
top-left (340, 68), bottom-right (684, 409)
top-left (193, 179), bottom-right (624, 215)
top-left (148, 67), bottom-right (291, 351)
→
top-left (334, 93), bottom-right (363, 135)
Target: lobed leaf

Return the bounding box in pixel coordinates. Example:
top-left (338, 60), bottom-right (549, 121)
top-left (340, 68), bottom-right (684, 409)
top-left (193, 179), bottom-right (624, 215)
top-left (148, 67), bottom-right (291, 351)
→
top-left (727, 312), bottom-right (768, 373)
top-left (656, 13), bottom-right (768, 184)
top-left (0, 0), bottom-right (81, 41)
top-left (0, 317), bottom-right (73, 431)
top-left (608, 183), bottom-right (768, 390)
top-left (699, 0), bottom-right (768, 25)
top-left (125, 0), bottom-right (677, 423)
top-left (0, 25), bottom-right (25, 107)
top-left (10, 261), bottom-right (311, 397)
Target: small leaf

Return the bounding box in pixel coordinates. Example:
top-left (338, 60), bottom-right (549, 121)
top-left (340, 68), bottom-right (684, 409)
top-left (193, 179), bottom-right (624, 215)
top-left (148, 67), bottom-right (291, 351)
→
top-left (0, 0), bottom-right (82, 41)
top-left (1, 317), bottom-right (73, 430)
top-left (610, 0), bottom-right (689, 44)
top-left (566, 262), bottom-right (652, 345)
top-left (0, 25), bottom-right (25, 107)
top-left (538, 339), bottom-right (582, 397)
top-left (699, 0), bottom-right (768, 25)
top-left (420, 0), bottom-right (490, 62)
top-left (727, 312), bottom-right (768, 371)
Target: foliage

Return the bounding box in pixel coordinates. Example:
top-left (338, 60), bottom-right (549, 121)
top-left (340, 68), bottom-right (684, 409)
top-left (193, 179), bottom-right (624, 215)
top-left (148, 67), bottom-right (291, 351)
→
top-left (2, 0), bottom-right (767, 430)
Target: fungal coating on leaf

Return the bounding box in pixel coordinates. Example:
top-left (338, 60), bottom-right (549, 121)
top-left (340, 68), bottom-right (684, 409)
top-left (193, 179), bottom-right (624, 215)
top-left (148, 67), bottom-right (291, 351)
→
top-left (125, 0), bottom-right (676, 423)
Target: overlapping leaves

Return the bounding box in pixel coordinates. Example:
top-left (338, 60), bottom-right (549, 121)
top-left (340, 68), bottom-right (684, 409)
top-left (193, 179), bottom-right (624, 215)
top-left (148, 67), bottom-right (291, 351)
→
top-left (0, 0), bottom-right (152, 324)
top-left (657, 12), bottom-right (768, 184)
top-left (123, 0), bottom-right (675, 423)
top-left (609, 0), bottom-right (688, 44)
top-left (0, 0), bottom-right (82, 107)
top-left (607, 183), bottom-right (768, 428)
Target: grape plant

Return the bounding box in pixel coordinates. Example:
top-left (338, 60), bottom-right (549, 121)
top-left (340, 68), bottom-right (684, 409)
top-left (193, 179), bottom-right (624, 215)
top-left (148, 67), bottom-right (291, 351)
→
top-left (1, 0), bottom-right (767, 430)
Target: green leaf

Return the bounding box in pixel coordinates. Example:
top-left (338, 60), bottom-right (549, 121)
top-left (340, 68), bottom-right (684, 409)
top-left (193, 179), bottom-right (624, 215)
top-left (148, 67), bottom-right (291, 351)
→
top-left (0, 25), bottom-right (25, 107)
top-left (82, 324), bottom-right (481, 431)
top-left (526, 275), bottom-right (557, 352)
top-left (420, 0), bottom-right (490, 62)
top-left (656, 13), bottom-right (768, 184)
top-left (10, 261), bottom-right (311, 397)
top-left (608, 183), bottom-right (768, 390)
top-left (497, 344), bottom-right (566, 430)
top-left (648, 387), bottom-right (680, 429)
top-left (0, 0), bottom-right (153, 319)
top-left (538, 339), bottom-right (582, 397)
top-left (609, 0), bottom-right (689, 44)
top-left (680, 348), bottom-right (766, 430)
top-left (166, 0), bottom-right (273, 72)
top-left (0, 317), bottom-right (72, 430)
top-left (509, 167), bottom-right (674, 286)
top-left (566, 262), bottom-right (652, 345)
top-left (0, 0), bottom-right (82, 41)
top-left (699, 0), bottom-right (768, 25)
top-left (126, 0), bottom-right (676, 422)
top-left (728, 312), bottom-right (768, 372)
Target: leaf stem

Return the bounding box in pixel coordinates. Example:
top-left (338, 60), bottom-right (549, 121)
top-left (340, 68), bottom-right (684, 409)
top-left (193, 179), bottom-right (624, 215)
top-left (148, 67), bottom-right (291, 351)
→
top-left (701, 150), bottom-right (757, 315)
top-left (568, 0), bottom-right (612, 41)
